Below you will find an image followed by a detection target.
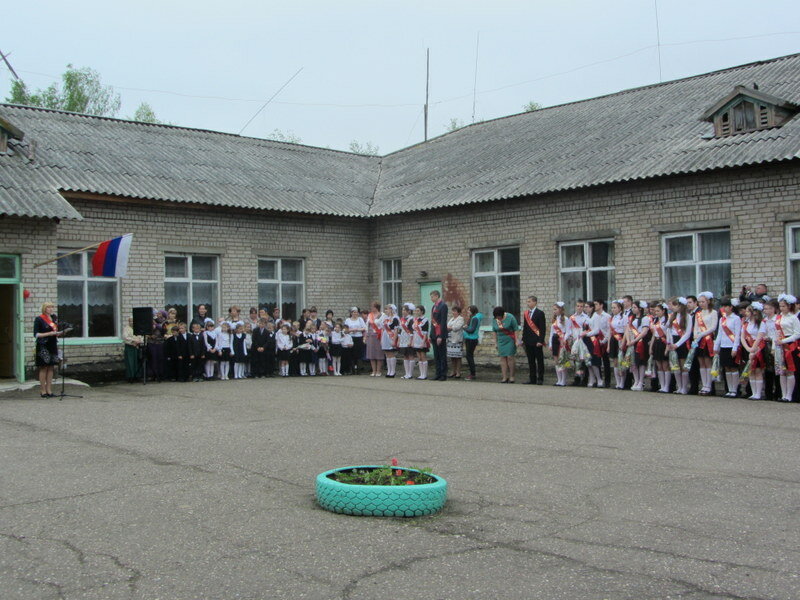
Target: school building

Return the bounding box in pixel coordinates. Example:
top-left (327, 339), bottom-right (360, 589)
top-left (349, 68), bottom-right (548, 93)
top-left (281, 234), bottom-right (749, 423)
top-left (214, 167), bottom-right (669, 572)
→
top-left (1, 52), bottom-right (799, 381)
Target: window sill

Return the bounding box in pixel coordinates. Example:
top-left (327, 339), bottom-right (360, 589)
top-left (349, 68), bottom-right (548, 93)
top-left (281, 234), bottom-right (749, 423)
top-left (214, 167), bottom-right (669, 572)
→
top-left (62, 337), bottom-right (122, 346)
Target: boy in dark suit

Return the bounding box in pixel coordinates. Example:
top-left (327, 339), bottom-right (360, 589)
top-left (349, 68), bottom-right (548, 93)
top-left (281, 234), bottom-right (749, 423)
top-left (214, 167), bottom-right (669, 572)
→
top-left (264, 321), bottom-right (277, 376)
top-left (174, 323), bottom-right (190, 382)
top-left (522, 295), bottom-right (547, 384)
top-left (188, 322), bottom-right (206, 382)
top-left (430, 290), bottom-right (448, 381)
top-left (250, 318), bottom-right (270, 378)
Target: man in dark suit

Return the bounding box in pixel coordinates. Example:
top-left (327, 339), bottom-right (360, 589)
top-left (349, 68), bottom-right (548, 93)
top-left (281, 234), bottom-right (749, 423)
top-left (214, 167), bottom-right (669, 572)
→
top-left (429, 290), bottom-right (448, 381)
top-left (521, 295), bottom-right (547, 384)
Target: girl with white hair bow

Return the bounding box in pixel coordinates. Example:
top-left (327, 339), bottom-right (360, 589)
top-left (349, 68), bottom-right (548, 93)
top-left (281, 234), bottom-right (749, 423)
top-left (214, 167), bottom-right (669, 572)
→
top-left (381, 304), bottom-right (401, 378)
top-left (775, 294), bottom-right (800, 401)
top-left (692, 292), bottom-right (718, 396)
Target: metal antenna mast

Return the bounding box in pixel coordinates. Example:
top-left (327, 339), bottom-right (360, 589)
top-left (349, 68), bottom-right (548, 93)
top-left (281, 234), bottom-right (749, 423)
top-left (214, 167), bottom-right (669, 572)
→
top-left (654, 0), bottom-right (663, 82)
top-left (0, 49), bottom-right (20, 80)
top-left (471, 33), bottom-right (480, 123)
top-left (424, 48), bottom-right (430, 142)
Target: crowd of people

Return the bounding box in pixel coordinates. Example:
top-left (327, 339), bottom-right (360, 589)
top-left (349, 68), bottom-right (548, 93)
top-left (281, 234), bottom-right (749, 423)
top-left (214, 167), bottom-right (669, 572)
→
top-left (117, 286), bottom-right (800, 403)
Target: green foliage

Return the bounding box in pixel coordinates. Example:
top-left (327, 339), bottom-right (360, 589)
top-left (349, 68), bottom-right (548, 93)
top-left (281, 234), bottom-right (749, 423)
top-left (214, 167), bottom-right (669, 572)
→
top-left (445, 117), bottom-right (465, 132)
top-left (348, 140), bottom-right (380, 156)
top-left (129, 102), bottom-right (164, 124)
top-left (330, 466), bottom-right (435, 486)
top-left (6, 64), bottom-right (121, 117)
top-left (266, 128), bottom-right (302, 144)
top-left (523, 100), bottom-right (543, 112)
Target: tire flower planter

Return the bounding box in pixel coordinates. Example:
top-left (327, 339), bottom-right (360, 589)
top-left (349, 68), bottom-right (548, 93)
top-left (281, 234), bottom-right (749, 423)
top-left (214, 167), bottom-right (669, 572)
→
top-left (316, 465), bottom-right (447, 517)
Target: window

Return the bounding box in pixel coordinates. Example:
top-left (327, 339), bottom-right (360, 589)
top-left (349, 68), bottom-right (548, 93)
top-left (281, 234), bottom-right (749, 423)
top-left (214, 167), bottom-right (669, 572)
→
top-left (788, 223), bottom-right (800, 297)
top-left (57, 249), bottom-right (119, 338)
top-left (662, 230), bottom-right (731, 298)
top-left (164, 254), bottom-right (219, 323)
top-left (381, 259), bottom-right (402, 307)
top-left (472, 247), bottom-right (520, 325)
top-left (257, 258), bottom-right (304, 322)
top-left (559, 239), bottom-right (615, 308)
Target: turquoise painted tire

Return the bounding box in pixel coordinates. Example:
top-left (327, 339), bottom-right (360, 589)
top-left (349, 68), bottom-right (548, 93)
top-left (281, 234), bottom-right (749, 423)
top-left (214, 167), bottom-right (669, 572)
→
top-left (315, 466), bottom-right (447, 517)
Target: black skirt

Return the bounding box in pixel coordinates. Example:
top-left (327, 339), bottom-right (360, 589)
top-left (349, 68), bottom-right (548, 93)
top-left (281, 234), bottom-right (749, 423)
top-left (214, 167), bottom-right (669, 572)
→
top-left (672, 335), bottom-right (689, 360)
top-left (652, 338), bottom-right (668, 362)
top-left (35, 339), bottom-right (60, 367)
top-left (719, 347), bottom-right (739, 369)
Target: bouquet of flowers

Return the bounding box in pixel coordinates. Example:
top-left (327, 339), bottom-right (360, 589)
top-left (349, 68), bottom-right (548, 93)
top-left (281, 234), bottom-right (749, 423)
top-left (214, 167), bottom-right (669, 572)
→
top-left (740, 358), bottom-right (752, 381)
top-left (619, 346), bottom-right (633, 369)
top-left (570, 340), bottom-right (591, 371)
top-left (710, 354), bottom-right (721, 381)
top-left (645, 356), bottom-right (655, 379)
top-left (773, 344), bottom-right (785, 376)
top-left (683, 346), bottom-right (697, 372)
top-left (557, 347), bottom-right (572, 369)
top-left (668, 349), bottom-right (680, 372)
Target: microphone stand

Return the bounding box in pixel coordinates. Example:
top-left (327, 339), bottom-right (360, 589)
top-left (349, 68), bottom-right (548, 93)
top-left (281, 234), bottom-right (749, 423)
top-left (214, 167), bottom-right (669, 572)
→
top-left (56, 322), bottom-right (83, 400)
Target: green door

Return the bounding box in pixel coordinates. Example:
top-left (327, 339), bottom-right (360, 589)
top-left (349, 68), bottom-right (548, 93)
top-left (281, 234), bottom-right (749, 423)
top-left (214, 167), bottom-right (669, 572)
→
top-left (0, 255), bottom-right (23, 382)
top-left (419, 282), bottom-right (442, 358)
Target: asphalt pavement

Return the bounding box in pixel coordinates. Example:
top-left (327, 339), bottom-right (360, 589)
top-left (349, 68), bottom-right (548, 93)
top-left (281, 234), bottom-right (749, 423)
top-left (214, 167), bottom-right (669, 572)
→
top-left (1, 375), bottom-right (798, 599)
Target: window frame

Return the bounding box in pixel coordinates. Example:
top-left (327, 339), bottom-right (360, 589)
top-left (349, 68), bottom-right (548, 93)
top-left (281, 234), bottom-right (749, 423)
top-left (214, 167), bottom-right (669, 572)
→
top-left (558, 238), bottom-right (616, 304)
top-left (661, 228), bottom-right (731, 298)
top-left (56, 248), bottom-right (121, 340)
top-left (380, 258), bottom-right (402, 307)
top-left (163, 253), bottom-right (220, 323)
top-left (256, 257), bottom-right (306, 322)
top-left (787, 222), bottom-right (800, 297)
top-left (471, 246), bottom-right (521, 327)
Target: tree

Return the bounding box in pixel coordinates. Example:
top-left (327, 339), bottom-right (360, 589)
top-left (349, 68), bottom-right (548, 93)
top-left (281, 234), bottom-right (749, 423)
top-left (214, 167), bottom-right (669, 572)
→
top-left (6, 64), bottom-right (121, 117)
top-left (129, 102), bottom-right (164, 124)
top-left (266, 128), bottom-right (302, 144)
top-left (523, 100), bottom-right (543, 112)
top-left (348, 140), bottom-right (380, 156)
top-left (445, 117), bottom-right (465, 132)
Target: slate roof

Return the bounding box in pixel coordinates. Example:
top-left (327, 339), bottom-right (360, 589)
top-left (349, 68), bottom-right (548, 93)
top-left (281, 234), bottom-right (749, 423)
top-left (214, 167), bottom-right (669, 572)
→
top-left (0, 108), bottom-right (381, 219)
top-left (1, 53), bottom-right (799, 220)
top-left (371, 52), bottom-right (800, 215)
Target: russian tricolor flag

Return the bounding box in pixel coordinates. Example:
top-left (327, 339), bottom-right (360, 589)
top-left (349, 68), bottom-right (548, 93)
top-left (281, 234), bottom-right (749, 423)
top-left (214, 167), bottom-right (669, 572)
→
top-left (91, 234), bottom-right (133, 278)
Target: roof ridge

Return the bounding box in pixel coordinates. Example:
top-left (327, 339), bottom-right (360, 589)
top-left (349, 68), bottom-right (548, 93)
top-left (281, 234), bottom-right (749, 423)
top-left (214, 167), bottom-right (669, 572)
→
top-left (382, 52), bottom-right (800, 157)
top-left (0, 102), bottom-right (378, 158)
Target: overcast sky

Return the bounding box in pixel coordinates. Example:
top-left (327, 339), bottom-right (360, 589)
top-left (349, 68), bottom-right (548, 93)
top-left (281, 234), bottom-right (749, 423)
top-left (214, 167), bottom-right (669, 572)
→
top-left (2, 1), bottom-right (798, 153)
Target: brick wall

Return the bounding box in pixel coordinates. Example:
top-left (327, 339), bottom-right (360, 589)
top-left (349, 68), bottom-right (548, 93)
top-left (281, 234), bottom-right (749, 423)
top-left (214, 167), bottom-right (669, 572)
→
top-left (370, 163), bottom-right (800, 362)
top-left (5, 161), bottom-right (800, 377)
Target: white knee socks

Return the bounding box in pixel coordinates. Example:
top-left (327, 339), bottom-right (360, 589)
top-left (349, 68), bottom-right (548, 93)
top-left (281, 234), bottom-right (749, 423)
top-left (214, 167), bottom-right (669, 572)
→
top-left (332, 357), bottom-right (341, 375)
top-left (782, 374), bottom-right (795, 400)
top-left (403, 359), bottom-right (414, 378)
top-left (205, 360), bottom-right (216, 379)
top-left (387, 357), bottom-right (397, 376)
top-left (318, 358), bottom-right (327, 374)
top-left (417, 361), bottom-right (428, 379)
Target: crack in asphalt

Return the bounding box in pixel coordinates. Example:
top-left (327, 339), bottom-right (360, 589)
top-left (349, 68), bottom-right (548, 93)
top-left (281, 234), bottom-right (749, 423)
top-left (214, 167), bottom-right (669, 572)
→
top-left (0, 416), bottom-right (214, 475)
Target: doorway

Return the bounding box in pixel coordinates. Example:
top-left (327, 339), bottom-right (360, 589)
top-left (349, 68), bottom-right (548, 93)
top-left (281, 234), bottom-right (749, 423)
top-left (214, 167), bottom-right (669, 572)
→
top-left (0, 254), bottom-right (23, 382)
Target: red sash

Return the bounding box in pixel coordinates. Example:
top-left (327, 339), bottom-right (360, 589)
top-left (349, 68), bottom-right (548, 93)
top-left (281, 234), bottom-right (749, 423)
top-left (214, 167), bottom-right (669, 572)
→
top-left (720, 315), bottom-right (736, 343)
top-left (695, 311), bottom-right (715, 357)
top-left (413, 318), bottom-right (428, 341)
top-left (368, 312), bottom-right (382, 340)
top-left (430, 301), bottom-right (442, 337)
top-left (629, 322), bottom-right (646, 358)
top-left (497, 317), bottom-right (517, 344)
top-left (775, 315), bottom-right (797, 372)
top-left (743, 322), bottom-right (765, 353)
top-left (524, 310), bottom-right (540, 337)
top-left (671, 317), bottom-right (690, 348)
top-left (39, 313), bottom-right (56, 331)
top-left (652, 318), bottom-right (667, 341)
top-left (552, 319), bottom-right (569, 351)
top-left (570, 315), bottom-right (582, 331)
top-left (384, 317), bottom-right (398, 347)
top-left (400, 317), bottom-right (414, 336)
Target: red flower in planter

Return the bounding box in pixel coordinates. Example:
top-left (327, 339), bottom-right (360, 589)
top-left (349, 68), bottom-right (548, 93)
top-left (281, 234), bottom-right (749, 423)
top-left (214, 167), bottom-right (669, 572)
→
top-left (391, 457), bottom-right (402, 477)
top-left (406, 480), bottom-right (415, 485)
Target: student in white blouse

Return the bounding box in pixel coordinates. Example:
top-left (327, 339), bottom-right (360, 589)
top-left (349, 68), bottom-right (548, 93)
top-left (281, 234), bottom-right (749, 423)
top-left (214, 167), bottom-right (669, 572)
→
top-left (775, 294), bottom-right (800, 401)
top-left (714, 297), bottom-right (742, 398)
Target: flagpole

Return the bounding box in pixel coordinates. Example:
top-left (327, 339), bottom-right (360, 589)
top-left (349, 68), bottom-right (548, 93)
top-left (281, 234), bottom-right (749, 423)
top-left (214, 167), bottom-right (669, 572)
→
top-left (33, 242), bottom-right (104, 269)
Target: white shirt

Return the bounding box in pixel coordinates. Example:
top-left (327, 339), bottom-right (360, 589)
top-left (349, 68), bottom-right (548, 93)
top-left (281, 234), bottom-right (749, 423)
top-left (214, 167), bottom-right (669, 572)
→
top-left (344, 317), bottom-right (366, 338)
top-left (693, 309), bottom-right (717, 341)
top-left (548, 317), bottom-right (571, 349)
top-left (775, 312), bottom-right (800, 344)
top-left (669, 314), bottom-right (693, 347)
top-left (714, 312), bottom-right (741, 352)
top-left (568, 313), bottom-right (589, 342)
top-left (341, 333), bottom-right (354, 348)
top-left (586, 311), bottom-right (611, 341)
top-left (331, 330), bottom-right (343, 345)
top-left (276, 331), bottom-right (293, 351)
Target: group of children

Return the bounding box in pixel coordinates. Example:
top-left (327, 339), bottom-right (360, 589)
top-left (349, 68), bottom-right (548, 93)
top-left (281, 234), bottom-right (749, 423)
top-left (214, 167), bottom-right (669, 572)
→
top-left (136, 302), bottom-right (440, 382)
top-left (547, 291), bottom-right (800, 402)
